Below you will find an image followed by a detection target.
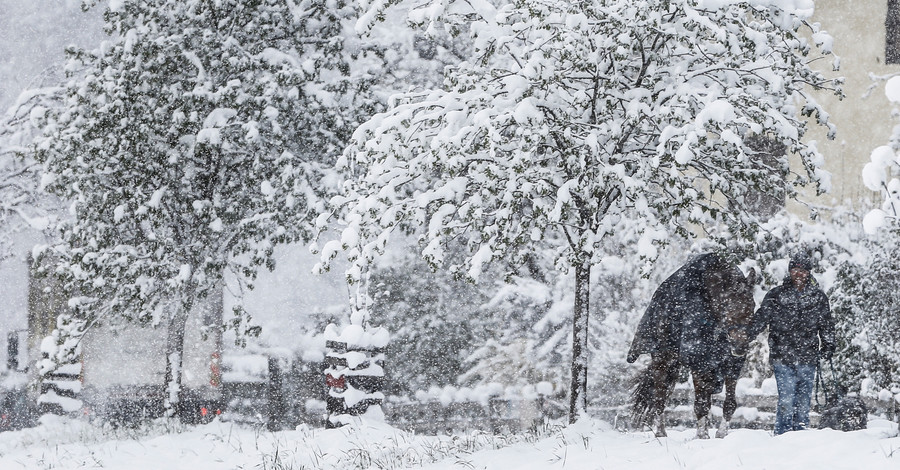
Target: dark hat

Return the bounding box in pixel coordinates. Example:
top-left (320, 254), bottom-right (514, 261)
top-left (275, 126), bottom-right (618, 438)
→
top-left (789, 253), bottom-right (814, 271)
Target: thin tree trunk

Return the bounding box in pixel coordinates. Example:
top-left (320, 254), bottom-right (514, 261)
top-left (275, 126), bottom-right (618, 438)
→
top-left (569, 258), bottom-right (591, 424)
top-left (163, 286), bottom-right (194, 419)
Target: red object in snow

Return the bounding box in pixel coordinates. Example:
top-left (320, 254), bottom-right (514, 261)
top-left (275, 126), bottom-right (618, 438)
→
top-left (209, 352), bottom-right (222, 387)
top-left (325, 373), bottom-right (346, 391)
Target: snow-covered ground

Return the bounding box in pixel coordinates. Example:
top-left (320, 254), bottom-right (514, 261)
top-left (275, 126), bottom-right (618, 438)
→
top-left (0, 414), bottom-right (897, 469)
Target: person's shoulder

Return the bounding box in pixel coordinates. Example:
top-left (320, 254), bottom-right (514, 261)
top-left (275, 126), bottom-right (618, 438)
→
top-left (816, 285), bottom-right (831, 304)
top-left (809, 277), bottom-right (828, 296)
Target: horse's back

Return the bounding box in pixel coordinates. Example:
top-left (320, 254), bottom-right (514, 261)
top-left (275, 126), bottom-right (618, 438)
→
top-left (627, 254), bottom-right (715, 363)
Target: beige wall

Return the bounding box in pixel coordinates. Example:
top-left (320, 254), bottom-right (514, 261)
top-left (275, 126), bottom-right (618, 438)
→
top-left (796, 0), bottom-right (900, 215)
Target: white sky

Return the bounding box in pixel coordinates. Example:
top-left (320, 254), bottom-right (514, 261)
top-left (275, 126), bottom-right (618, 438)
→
top-left (0, 1), bottom-right (104, 345)
top-left (0, 0), bottom-right (103, 111)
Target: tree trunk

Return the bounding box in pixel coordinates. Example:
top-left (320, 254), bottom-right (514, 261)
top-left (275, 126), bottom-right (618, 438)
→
top-left (163, 287), bottom-right (194, 419)
top-left (569, 258), bottom-right (591, 423)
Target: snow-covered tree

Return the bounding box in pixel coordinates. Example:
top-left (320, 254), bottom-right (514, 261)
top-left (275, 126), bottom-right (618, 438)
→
top-left (28, 0), bottom-right (384, 417)
top-left (459, 250), bottom-right (568, 390)
top-left (369, 245), bottom-right (491, 395)
top-left (829, 51), bottom-right (900, 404)
top-left (833, 68), bottom-right (900, 395)
top-left (318, 0), bottom-right (842, 422)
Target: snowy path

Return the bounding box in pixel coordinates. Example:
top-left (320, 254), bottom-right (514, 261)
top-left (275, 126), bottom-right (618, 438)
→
top-left (0, 415), bottom-right (897, 469)
top-left (417, 420), bottom-right (900, 470)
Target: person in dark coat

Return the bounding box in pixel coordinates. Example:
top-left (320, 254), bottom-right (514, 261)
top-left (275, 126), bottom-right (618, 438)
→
top-left (750, 253), bottom-right (835, 435)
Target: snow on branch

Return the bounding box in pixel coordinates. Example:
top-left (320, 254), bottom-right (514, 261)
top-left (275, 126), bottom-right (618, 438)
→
top-left (324, 0), bottom-right (842, 282)
top-left (864, 76), bottom-right (900, 233)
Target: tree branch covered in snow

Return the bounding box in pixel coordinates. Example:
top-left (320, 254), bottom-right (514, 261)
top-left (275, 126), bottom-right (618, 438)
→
top-left (325, 0), bottom-right (841, 279)
top-left (0, 86), bottom-right (62, 258)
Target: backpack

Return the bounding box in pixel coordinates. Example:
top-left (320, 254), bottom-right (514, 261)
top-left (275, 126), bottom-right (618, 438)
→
top-left (818, 396), bottom-right (867, 431)
top-left (815, 360), bottom-right (868, 432)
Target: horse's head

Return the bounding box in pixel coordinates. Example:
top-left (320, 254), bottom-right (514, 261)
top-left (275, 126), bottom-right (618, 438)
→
top-left (708, 263), bottom-right (757, 357)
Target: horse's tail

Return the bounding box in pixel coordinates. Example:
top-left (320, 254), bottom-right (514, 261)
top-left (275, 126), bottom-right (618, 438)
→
top-left (630, 353), bottom-right (679, 428)
top-left (631, 363), bottom-right (656, 427)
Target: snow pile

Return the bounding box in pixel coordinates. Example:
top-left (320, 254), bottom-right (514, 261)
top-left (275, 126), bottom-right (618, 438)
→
top-left (324, 323), bottom-right (390, 350)
top-left (220, 354), bottom-right (269, 383)
top-left (733, 376), bottom-right (778, 397)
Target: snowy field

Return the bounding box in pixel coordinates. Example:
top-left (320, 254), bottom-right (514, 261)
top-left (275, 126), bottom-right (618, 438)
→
top-left (0, 415), bottom-right (897, 470)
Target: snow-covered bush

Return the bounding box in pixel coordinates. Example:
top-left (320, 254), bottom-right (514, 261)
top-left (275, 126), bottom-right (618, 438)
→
top-left (830, 227), bottom-right (900, 400)
top-left (459, 245), bottom-right (570, 391)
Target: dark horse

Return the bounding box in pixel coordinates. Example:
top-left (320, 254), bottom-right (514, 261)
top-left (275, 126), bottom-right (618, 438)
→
top-left (627, 253), bottom-right (756, 439)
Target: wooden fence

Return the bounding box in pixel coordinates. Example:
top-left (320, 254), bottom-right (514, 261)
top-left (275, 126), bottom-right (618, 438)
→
top-left (383, 385), bottom-right (899, 434)
top-left (590, 384), bottom-right (899, 430)
top-left (383, 395), bottom-right (568, 434)
top-left (217, 353), bottom-right (899, 434)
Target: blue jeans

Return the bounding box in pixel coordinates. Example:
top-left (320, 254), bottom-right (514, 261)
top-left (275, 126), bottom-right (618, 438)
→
top-left (773, 362), bottom-right (816, 435)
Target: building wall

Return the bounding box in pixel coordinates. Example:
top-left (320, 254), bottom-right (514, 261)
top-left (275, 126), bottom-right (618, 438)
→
top-left (26, 257), bottom-right (224, 413)
top-left (80, 292), bottom-right (223, 397)
top-left (797, 0), bottom-right (900, 214)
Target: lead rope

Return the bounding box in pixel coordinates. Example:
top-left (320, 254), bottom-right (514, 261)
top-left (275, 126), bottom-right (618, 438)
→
top-left (815, 360), bottom-right (823, 410)
top-left (815, 359), bottom-right (834, 410)
top-left (829, 359), bottom-right (841, 401)
top-left (813, 360), bottom-right (828, 412)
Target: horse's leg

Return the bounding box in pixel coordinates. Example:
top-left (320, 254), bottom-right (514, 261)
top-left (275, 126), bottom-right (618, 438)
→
top-left (648, 353), bottom-right (678, 437)
top-left (648, 356), bottom-right (668, 437)
top-left (691, 369), bottom-right (714, 439)
top-left (716, 377), bottom-right (738, 438)
top-left (655, 409), bottom-right (667, 438)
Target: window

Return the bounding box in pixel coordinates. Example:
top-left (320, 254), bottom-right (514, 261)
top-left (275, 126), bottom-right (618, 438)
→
top-left (887, 0), bottom-right (900, 64)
